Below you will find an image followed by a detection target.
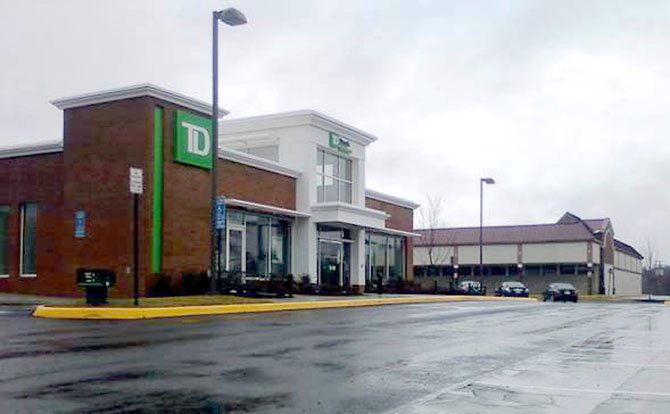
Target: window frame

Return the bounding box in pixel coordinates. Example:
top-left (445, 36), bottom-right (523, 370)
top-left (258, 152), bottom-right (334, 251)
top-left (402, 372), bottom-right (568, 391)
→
top-left (316, 148), bottom-right (353, 204)
top-left (0, 205), bottom-right (9, 278)
top-left (19, 202), bottom-right (37, 278)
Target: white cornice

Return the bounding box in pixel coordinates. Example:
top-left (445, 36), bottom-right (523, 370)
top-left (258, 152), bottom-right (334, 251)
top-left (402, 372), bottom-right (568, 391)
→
top-left (311, 202), bottom-right (390, 220)
top-left (219, 147), bottom-right (301, 178)
top-left (0, 141), bottom-right (63, 159)
top-left (222, 110), bottom-right (378, 146)
top-left (365, 189), bottom-right (420, 210)
top-left (51, 83), bottom-right (229, 118)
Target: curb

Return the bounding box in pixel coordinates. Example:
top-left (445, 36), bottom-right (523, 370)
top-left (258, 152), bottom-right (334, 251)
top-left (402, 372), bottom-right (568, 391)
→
top-left (32, 296), bottom-right (537, 320)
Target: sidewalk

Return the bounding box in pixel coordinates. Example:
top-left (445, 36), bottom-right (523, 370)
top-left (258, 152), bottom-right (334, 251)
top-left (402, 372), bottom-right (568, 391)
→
top-left (32, 294), bottom-right (538, 320)
top-left (0, 292), bottom-right (77, 306)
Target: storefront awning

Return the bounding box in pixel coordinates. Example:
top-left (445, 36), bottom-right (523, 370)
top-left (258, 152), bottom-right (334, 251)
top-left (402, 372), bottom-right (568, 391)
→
top-left (226, 199), bottom-right (311, 218)
top-left (366, 226), bottom-right (422, 238)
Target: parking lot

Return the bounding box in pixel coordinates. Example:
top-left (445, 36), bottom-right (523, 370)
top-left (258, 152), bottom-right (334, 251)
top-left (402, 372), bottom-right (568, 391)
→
top-left (1, 301), bottom-right (669, 413)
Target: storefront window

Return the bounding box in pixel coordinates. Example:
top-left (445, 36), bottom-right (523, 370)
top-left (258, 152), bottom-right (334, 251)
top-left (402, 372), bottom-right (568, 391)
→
top-left (366, 233), bottom-right (405, 285)
top-left (316, 149), bottom-right (353, 204)
top-left (0, 206), bottom-right (8, 275)
top-left (271, 220), bottom-right (290, 276)
top-left (20, 203), bottom-right (37, 275)
top-left (226, 209), bottom-right (291, 277)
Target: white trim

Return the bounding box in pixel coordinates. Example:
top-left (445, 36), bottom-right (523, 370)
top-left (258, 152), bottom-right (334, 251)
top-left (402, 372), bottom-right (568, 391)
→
top-left (19, 203), bottom-right (25, 276)
top-left (219, 147), bottom-right (301, 178)
top-left (51, 83), bottom-right (229, 118)
top-left (0, 141), bottom-right (63, 159)
top-left (19, 274), bottom-right (37, 279)
top-left (365, 189), bottom-right (420, 210)
top-left (367, 227), bottom-right (422, 238)
top-left (311, 202), bottom-right (390, 221)
top-left (226, 199), bottom-right (311, 218)
top-left (0, 274), bottom-right (9, 279)
top-left (222, 110), bottom-right (378, 146)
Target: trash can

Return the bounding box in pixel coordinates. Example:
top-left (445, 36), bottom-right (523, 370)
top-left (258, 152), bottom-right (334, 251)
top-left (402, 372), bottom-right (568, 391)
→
top-left (76, 268), bottom-right (116, 305)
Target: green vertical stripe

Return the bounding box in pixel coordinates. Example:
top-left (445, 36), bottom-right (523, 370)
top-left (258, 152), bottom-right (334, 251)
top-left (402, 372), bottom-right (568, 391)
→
top-left (151, 107), bottom-right (164, 273)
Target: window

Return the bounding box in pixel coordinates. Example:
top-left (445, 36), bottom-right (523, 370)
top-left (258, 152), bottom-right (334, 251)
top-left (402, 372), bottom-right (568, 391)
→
top-left (491, 265), bottom-right (507, 276)
top-left (525, 265), bottom-right (540, 276)
top-left (229, 209), bottom-right (291, 278)
top-left (365, 233), bottom-right (405, 284)
top-left (20, 203), bottom-right (37, 276)
top-left (316, 149), bottom-right (353, 203)
top-left (560, 264), bottom-right (576, 275)
top-left (542, 264), bottom-right (557, 276)
top-left (0, 206), bottom-right (9, 276)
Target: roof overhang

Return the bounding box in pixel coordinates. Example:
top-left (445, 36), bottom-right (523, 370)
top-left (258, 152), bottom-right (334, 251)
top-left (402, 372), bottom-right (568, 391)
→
top-left (365, 189), bottom-right (420, 210)
top-left (0, 140), bottom-right (63, 159)
top-left (51, 83), bottom-right (228, 118)
top-left (311, 202), bottom-right (389, 228)
top-left (226, 199), bottom-right (310, 218)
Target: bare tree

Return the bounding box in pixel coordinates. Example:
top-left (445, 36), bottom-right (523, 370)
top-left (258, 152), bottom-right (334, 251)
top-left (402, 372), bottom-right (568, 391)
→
top-left (644, 240), bottom-right (657, 270)
top-left (417, 194), bottom-right (453, 266)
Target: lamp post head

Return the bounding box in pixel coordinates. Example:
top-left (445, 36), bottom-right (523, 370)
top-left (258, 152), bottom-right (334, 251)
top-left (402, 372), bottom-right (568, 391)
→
top-left (481, 177), bottom-right (495, 185)
top-left (217, 8), bottom-right (247, 26)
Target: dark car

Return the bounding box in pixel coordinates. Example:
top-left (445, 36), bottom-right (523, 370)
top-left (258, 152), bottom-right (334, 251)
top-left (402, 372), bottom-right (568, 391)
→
top-left (456, 280), bottom-right (486, 295)
top-left (543, 283), bottom-right (578, 302)
top-left (495, 281), bottom-right (529, 297)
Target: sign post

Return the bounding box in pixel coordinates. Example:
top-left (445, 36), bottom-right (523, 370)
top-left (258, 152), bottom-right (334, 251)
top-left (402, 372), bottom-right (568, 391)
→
top-left (129, 167), bottom-right (143, 306)
top-left (215, 196), bottom-right (226, 292)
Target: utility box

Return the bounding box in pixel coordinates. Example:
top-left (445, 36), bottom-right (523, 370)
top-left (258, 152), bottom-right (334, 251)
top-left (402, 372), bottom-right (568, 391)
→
top-left (76, 268), bottom-right (116, 305)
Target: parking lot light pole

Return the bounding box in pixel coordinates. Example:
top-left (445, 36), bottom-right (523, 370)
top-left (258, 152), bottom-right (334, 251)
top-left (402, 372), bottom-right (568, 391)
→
top-left (479, 178), bottom-right (495, 284)
top-left (211, 8), bottom-right (247, 292)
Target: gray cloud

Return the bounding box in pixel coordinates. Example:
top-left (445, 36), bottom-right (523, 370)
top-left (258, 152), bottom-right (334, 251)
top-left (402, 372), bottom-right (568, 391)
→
top-left (1, 0), bottom-right (668, 262)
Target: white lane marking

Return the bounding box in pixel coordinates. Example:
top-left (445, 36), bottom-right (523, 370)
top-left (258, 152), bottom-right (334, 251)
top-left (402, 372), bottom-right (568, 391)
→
top-left (528, 360), bottom-right (670, 370)
top-left (473, 381), bottom-right (670, 398)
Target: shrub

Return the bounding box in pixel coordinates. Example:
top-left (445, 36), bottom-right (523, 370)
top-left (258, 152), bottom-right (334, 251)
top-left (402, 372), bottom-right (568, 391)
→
top-left (181, 271), bottom-right (211, 295)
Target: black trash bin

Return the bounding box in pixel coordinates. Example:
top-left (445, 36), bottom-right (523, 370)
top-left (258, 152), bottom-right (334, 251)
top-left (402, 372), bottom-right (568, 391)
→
top-left (76, 268), bottom-right (116, 305)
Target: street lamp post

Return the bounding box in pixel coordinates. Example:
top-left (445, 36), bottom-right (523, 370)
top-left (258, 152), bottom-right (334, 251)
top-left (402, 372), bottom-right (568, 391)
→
top-left (479, 178), bottom-right (495, 285)
top-left (211, 8), bottom-right (247, 292)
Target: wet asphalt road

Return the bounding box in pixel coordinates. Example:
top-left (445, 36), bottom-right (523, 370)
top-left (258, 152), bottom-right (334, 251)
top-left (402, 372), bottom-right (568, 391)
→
top-left (1, 301), bottom-right (669, 413)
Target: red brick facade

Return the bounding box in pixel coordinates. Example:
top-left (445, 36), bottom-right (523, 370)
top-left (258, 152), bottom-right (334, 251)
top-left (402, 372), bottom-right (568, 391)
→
top-left (0, 96), bottom-right (296, 297)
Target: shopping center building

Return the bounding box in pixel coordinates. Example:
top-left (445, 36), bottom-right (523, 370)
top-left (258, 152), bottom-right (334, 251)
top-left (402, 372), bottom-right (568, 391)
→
top-left (414, 212), bottom-right (643, 296)
top-left (0, 84), bottom-right (419, 297)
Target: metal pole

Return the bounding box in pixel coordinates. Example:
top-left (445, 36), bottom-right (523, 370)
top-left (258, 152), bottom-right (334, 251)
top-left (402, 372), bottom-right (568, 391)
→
top-left (479, 179), bottom-right (483, 282)
top-left (133, 193), bottom-right (139, 306)
top-left (211, 11), bottom-right (220, 291)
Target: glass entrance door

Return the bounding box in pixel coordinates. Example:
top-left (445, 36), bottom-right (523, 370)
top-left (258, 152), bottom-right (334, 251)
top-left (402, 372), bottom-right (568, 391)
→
top-left (226, 226), bottom-right (245, 273)
top-left (319, 240), bottom-right (342, 288)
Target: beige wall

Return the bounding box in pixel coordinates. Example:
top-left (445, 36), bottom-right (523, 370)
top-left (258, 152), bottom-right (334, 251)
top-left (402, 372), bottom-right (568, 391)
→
top-left (458, 244), bottom-right (517, 264)
top-left (522, 242), bottom-right (588, 264)
top-left (615, 251), bottom-right (642, 273)
top-left (415, 241), bottom-right (595, 266)
top-left (611, 268), bottom-right (642, 296)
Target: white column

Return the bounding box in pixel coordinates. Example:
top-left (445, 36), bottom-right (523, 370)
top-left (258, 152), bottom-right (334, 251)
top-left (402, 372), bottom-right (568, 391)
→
top-left (351, 229), bottom-right (367, 289)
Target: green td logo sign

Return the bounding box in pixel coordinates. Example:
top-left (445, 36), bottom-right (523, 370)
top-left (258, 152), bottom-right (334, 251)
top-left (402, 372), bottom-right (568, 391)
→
top-left (329, 132), bottom-right (352, 154)
top-left (174, 110), bottom-right (213, 169)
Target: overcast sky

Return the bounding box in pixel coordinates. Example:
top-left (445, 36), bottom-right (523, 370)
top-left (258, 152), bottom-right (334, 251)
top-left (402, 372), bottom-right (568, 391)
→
top-left (1, 0), bottom-right (668, 263)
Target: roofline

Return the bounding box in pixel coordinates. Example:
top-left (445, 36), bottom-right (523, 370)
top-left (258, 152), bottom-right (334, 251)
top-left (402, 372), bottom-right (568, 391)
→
top-left (365, 189), bottom-right (420, 210)
top-left (0, 141), bottom-right (63, 159)
top-left (51, 83), bottom-right (229, 118)
top-left (415, 239), bottom-right (595, 247)
top-left (219, 147), bottom-right (301, 178)
top-left (614, 238), bottom-right (644, 259)
top-left (415, 222), bottom-right (596, 232)
top-left (222, 110), bottom-right (378, 146)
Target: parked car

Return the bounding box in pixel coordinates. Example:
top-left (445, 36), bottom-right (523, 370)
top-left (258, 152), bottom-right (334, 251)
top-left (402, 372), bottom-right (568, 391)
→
top-left (456, 280), bottom-right (486, 295)
top-left (495, 281), bottom-right (529, 297)
top-left (543, 283), bottom-right (578, 302)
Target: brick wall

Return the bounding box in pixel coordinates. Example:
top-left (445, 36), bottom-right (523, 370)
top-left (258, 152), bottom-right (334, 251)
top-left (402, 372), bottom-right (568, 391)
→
top-left (0, 153), bottom-right (65, 295)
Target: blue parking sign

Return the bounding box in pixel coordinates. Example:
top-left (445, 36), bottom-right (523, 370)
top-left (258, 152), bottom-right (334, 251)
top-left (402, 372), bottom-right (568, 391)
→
top-left (215, 197), bottom-right (226, 230)
top-left (75, 211), bottom-right (86, 238)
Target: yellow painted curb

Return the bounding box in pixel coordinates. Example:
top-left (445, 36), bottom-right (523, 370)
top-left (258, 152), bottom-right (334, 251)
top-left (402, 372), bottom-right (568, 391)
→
top-left (32, 295), bottom-right (537, 320)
